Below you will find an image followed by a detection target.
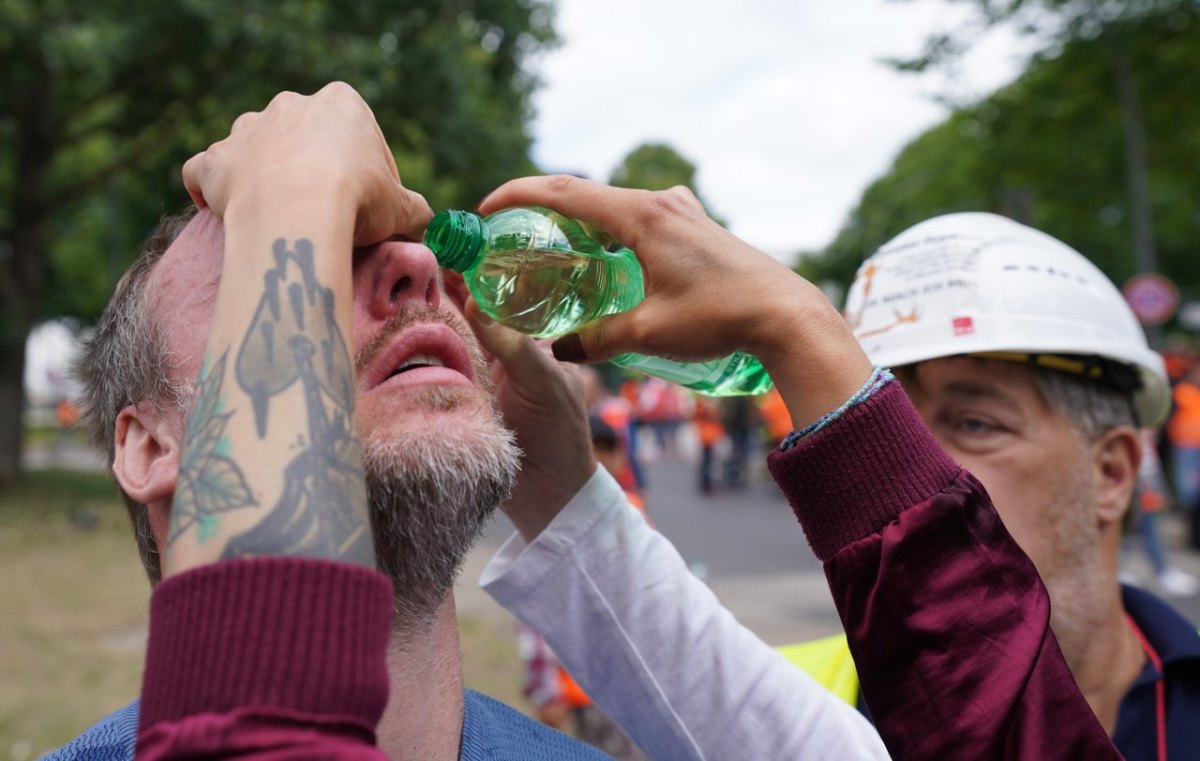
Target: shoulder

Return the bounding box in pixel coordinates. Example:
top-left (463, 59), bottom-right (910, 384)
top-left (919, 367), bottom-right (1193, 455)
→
top-left (1122, 585), bottom-right (1200, 667)
top-left (39, 700), bottom-right (138, 761)
top-left (461, 690), bottom-right (611, 760)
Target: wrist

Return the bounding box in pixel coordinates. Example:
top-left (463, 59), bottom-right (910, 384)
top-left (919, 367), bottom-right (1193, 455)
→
top-left (504, 460), bottom-right (598, 542)
top-left (753, 291), bottom-right (874, 429)
top-left (222, 177), bottom-right (358, 256)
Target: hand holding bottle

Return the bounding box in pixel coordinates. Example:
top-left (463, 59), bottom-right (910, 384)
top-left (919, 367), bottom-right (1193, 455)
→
top-left (478, 175), bottom-right (873, 429)
top-left (463, 299), bottom-right (597, 541)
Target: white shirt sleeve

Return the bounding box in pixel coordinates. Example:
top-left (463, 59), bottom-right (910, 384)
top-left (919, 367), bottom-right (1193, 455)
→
top-left (480, 467), bottom-right (889, 761)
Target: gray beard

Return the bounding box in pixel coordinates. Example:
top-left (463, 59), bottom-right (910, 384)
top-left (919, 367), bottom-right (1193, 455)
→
top-left (363, 407), bottom-right (520, 625)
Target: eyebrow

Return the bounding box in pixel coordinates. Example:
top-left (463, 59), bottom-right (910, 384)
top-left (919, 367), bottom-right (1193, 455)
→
top-left (936, 381), bottom-right (1022, 413)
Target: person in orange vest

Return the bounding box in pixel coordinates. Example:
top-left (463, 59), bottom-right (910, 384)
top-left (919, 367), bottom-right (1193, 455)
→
top-left (1168, 364), bottom-right (1200, 547)
top-left (589, 416), bottom-right (647, 515)
top-left (692, 395), bottom-right (726, 495)
top-left (582, 367), bottom-right (645, 492)
top-left (757, 386), bottom-right (795, 450)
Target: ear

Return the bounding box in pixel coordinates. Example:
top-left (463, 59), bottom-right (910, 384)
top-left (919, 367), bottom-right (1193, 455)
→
top-left (1092, 426), bottom-right (1141, 528)
top-left (113, 401), bottom-right (182, 506)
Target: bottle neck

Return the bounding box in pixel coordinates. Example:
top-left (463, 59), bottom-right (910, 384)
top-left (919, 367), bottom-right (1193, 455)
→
top-left (424, 209), bottom-right (486, 272)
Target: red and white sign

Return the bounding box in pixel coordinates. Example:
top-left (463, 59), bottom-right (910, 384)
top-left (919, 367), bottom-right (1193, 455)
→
top-left (1123, 273), bottom-right (1179, 327)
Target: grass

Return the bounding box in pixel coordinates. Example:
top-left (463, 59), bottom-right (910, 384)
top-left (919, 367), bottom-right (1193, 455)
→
top-left (0, 469), bottom-right (528, 757)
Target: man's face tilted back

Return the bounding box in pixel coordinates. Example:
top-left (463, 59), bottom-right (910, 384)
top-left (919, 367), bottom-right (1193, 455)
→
top-left (138, 210), bottom-right (519, 619)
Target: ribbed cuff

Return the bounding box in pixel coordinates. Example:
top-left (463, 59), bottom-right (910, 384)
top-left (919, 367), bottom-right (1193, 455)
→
top-left (140, 557), bottom-right (394, 729)
top-left (768, 380), bottom-right (961, 561)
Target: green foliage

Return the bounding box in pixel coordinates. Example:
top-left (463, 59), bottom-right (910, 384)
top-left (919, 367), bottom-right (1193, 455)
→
top-left (887, 0), bottom-right (1197, 74)
top-left (800, 6), bottom-right (1200, 297)
top-left (610, 142), bottom-right (700, 192)
top-left (609, 141), bottom-right (724, 225)
top-left (0, 0), bottom-right (558, 322)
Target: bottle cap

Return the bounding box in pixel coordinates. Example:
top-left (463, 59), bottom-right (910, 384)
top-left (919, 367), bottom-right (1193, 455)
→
top-left (424, 210), bottom-right (486, 272)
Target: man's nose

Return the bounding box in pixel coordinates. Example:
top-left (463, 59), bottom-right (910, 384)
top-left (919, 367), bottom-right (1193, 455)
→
top-left (358, 240), bottom-right (442, 319)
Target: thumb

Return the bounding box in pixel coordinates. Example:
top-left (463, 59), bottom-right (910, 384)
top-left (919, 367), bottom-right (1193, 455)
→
top-left (551, 307), bottom-right (649, 364)
top-left (465, 300), bottom-right (558, 386)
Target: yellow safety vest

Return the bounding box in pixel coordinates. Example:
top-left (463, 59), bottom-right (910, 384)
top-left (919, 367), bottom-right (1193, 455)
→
top-left (776, 633), bottom-right (860, 706)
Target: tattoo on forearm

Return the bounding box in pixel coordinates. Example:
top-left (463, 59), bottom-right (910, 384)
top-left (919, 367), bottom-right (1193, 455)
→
top-left (223, 238), bottom-right (369, 562)
top-left (171, 238), bottom-right (371, 566)
top-left (170, 352), bottom-right (257, 545)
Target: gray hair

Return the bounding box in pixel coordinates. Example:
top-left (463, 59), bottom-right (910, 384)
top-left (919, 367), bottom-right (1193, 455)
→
top-left (75, 207), bottom-right (197, 584)
top-left (1032, 366), bottom-right (1138, 442)
top-left (1034, 365), bottom-right (1141, 533)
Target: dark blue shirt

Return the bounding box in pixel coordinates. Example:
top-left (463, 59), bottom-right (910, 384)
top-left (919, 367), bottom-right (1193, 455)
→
top-left (1113, 585), bottom-right (1200, 761)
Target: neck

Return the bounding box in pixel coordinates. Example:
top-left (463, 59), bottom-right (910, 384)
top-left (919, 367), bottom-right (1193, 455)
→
top-left (376, 592), bottom-right (465, 760)
top-left (1048, 565), bottom-right (1144, 735)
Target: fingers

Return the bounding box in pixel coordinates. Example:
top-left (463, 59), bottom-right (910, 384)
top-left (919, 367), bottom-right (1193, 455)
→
top-left (480, 175), bottom-right (654, 247)
top-left (230, 110), bottom-right (260, 135)
top-left (390, 182), bottom-right (434, 241)
top-left (551, 306), bottom-right (652, 364)
top-left (181, 152), bottom-right (209, 209)
top-left (465, 300), bottom-right (560, 387)
top-left (665, 184), bottom-right (706, 213)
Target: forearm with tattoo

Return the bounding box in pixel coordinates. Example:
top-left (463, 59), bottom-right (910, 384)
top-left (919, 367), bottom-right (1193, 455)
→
top-left (169, 238), bottom-right (373, 568)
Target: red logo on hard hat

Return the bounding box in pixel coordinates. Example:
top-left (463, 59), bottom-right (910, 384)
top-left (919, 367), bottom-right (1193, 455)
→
top-left (953, 316), bottom-right (974, 336)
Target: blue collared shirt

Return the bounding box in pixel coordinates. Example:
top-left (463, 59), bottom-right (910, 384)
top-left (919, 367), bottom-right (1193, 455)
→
top-left (1113, 585), bottom-right (1200, 761)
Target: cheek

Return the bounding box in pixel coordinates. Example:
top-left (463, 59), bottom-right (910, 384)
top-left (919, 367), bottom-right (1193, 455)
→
top-left (955, 453), bottom-right (1055, 563)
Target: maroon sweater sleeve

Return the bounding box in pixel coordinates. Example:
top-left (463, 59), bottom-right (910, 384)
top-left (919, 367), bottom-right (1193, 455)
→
top-left (136, 557), bottom-right (394, 760)
top-left (768, 380), bottom-right (1121, 760)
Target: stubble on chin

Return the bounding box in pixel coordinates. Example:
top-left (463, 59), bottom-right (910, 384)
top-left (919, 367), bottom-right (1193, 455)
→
top-left (353, 302), bottom-right (521, 624)
top-left (362, 409), bottom-right (519, 626)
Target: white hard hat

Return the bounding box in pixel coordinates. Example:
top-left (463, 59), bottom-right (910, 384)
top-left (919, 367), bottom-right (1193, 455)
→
top-left (845, 212), bottom-right (1170, 426)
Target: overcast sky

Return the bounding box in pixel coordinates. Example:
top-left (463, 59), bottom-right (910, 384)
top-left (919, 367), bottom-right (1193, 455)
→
top-left (529, 0), bottom-right (1037, 264)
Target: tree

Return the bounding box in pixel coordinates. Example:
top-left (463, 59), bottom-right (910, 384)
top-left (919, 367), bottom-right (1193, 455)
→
top-left (609, 141), bottom-right (725, 224)
top-left (610, 142), bottom-right (699, 192)
top-left (891, 0), bottom-right (1200, 277)
top-left (800, 4), bottom-right (1200, 306)
top-left (0, 0), bottom-right (557, 485)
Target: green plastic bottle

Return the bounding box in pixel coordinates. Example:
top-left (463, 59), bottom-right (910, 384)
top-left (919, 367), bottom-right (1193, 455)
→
top-left (424, 206), bottom-right (773, 396)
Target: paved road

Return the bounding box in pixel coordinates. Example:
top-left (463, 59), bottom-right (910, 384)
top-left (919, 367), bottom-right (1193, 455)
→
top-left (459, 450), bottom-right (1200, 644)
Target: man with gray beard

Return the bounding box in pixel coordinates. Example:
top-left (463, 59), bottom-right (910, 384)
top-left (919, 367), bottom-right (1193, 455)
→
top-left (48, 84), bottom-right (611, 761)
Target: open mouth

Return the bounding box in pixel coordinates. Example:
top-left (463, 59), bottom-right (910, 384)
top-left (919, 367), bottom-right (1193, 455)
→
top-left (385, 353), bottom-right (446, 379)
top-left (362, 323), bottom-right (476, 393)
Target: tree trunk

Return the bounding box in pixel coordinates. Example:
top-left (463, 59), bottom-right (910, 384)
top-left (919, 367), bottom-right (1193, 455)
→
top-left (1105, 27), bottom-right (1161, 345)
top-left (1106, 29), bottom-right (1157, 276)
top-left (0, 54), bottom-right (52, 486)
top-left (0, 332), bottom-right (26, 485)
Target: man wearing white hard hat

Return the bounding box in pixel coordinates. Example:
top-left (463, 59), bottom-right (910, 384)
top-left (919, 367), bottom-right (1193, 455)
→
top-left (488, 206), bottom-right (1194, 760)
top-left (838, 212), bottom-right (1199, 761)
top-left (473, 174), bottom-right (1134, 761)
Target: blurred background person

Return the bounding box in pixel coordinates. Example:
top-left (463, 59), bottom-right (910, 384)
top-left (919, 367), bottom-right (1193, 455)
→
top-left (692, 395), bottom-right (726, 495)
top-left (719, 396), bottom-right (759, 492)
top-left (1122, 429), bottom-right (1199, 598)
top-left (582, 366), bottom-right (644, 493)
top-left (1168, 364), bottom-right (1200, 549)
